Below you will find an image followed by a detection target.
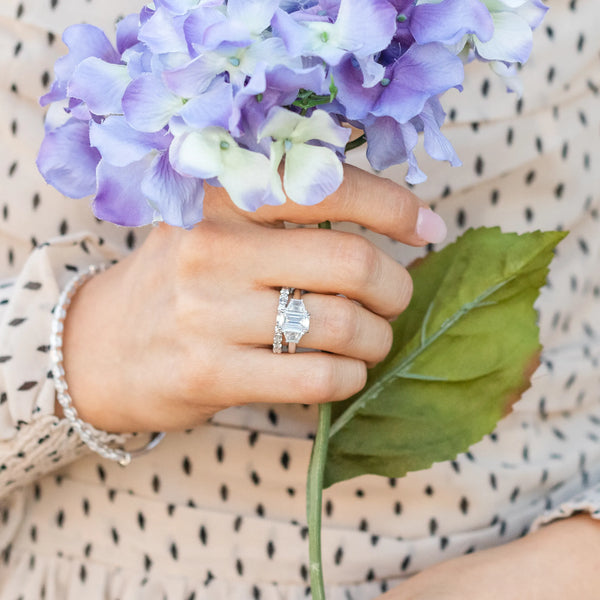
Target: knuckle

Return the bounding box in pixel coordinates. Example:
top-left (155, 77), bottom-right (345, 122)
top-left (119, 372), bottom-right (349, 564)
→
top-left (172, 287), bottom-right (197, 330)
top-left (388, 185), bottom-right (416, 230)
top-left (388, 267), bottom-right (414, 316)
top-left (175, 346), bottom-right (219, 401)
top-left (322, 299), bottom-right (359, 350)
top-left (299, 360), bottom-right (338, 403)
top-left (353, 360), bottom-right (368, 393)
top-left (174, 224), bottom-right (224, 278)
top-left (332, 235), bottom-right (378, 288)
top-left (376, 321), bottom-right (394, 362)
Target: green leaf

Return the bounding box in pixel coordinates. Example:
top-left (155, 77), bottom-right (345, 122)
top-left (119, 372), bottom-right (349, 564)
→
top-left (323, 227), bottom-right (567, 488)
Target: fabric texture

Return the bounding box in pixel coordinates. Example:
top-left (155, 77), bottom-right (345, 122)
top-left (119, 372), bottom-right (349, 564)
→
top-left (0, 0), bottom-right (599, 598)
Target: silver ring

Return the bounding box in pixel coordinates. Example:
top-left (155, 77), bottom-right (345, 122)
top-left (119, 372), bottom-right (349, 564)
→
top-left (273, 288), bottom-right (311, 354)
top-left (273, 287), bottom-right (291, 354)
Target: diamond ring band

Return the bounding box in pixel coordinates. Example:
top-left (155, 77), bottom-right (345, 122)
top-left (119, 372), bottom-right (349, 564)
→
top-left (273, 287), bottom-right (311, 354)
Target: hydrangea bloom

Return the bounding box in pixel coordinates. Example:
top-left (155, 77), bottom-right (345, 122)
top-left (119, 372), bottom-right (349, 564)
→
top-left (38, 0), bottom-right (547, 228)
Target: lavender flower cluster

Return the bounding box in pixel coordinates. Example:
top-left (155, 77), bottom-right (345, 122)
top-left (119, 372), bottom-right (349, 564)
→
top-left (37, 0), bottom-right (547, 228)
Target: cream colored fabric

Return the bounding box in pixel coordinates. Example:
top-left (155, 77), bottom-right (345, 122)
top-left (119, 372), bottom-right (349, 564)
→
top-left (0, 0), bottom-right (599, 598)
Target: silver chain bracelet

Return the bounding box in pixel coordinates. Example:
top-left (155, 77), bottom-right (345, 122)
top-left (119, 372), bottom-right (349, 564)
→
top-left (49, 263), bottom-right (165, 466)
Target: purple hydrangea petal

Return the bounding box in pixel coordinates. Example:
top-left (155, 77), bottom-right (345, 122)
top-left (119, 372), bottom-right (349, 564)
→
top-left (68, 58), bottom-right (131, 115)
top-left (332, 56), bottom-right (383, 120)
top-left (89, 115), bottom-right (171, 167)
top-left (419, 99), bottom-right (461, 166)
top-left (123, 43), bottom-right (154, 78)
top-left (40, 24), bottom-right (121, 106)
top-left (364, 115), bottom-right (419, 172)
top-left (44, 101), bottom-right (71, 132)
top-left (141, 152), bottom-right (205, 229)
top-left (372, 43), bottom-right (464, 124)
top-left (94, 158), bottom-right (155, 226)
top-left (138, 7), bottom-right (189, 55)
top-left (354, 56), bottom-right (385, 88)
top-left (410, 0), bottom-right (494, 46)
top-left (230, 64), bottom-right (267, 136)
top-left (200, 0), bottom-right (280, 49)
top-left (36, 119), bottom-right (100, 198)
top-left (123, 74), bottom-right (184, 132)
top-left (271, 8), bottom-right (313, 57)
top-left (333, 0), bottom-right (397, 58)
top-left (268, 63), bottom-right (328, 97)
top-left (183, 7), bottom-right (228, 52)
top-left (40, 81), bottom-right (67, 107)
top-left (162, 54), bottom-right (227, 97)
top-left (140, 6), bottom-right (155, 25)
top-left (405, 152), bottom-right (427, 185)
top-left (245, 37), bottom-right (302, 74)
top-left (227, 0), bottom-right (279, 32)
top-left (180, 79), bottom-right (233, 130)
top-left (56, 24), bottom-right (121, 78)
top-left (215, 0), bottom-right (279, 45)
top-left (475, 11), bottom-right (532, 63)
top-left (65, 98), bottom-right (92, 122)
top-left (203, 20), bottom-right (253, 49)
top-left (116, 13), bottom-right (141, 54)
top-left (156, 0), bottom-right (218, 15)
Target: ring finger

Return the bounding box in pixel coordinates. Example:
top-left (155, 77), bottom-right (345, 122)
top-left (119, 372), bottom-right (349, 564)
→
top-left (235, 289), bottom-right (394, 364)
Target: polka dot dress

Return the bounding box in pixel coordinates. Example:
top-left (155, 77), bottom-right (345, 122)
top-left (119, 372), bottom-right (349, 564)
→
top-left (0, 0), bottom-right (599, 598)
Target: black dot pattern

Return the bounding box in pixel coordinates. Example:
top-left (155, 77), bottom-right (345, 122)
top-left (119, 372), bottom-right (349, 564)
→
top-left (0, 0), bottom-right (599, 597)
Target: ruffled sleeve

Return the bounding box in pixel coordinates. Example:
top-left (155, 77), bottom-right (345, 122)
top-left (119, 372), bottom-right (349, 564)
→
top-left (530, 484), bottom-right (600, 532)
top-left (0, 232), bottom-right (128, 498)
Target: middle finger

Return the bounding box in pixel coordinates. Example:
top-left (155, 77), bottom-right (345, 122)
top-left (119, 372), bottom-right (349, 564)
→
top-left (249, 227), bottom-right (413, 319)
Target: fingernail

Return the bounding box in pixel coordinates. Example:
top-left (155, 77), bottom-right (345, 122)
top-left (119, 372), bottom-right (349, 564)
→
top-left (416, 207), bottom-right (447, 244)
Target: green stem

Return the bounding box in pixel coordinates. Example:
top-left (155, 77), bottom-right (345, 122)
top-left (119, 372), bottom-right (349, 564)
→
top-left (345, 133), bottom-right (367, 153)
top-left (307, 402), bottom-right (332, 600)
top-left (306, 219), bottom-right (333, 600)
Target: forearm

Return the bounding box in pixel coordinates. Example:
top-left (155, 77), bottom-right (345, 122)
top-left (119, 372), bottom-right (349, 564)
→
top-left (379, 514), bottom-right (600, 600)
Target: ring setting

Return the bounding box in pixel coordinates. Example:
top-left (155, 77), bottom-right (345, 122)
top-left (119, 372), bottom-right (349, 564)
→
top-left (273, 288), bottom-right (310, 354)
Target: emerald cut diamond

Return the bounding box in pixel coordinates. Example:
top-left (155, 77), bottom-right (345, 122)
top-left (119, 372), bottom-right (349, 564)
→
top-left (281, 298), bottom-right (310, 344)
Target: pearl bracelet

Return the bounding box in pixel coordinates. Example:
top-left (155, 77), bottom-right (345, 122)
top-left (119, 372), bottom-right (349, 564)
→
top-left (49, 263), bottom-right (165, 466)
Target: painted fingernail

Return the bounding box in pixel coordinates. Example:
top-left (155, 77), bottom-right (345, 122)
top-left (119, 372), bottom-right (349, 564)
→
top-left (416, 207), bottom-right (447, 244)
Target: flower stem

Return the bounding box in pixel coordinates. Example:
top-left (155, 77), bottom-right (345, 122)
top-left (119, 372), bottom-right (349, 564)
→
top-left (307, 219), bottom-right (333, 600)
top-left (345, 133), bottom-right (367, 153)
top-left (307, 401), bottom-right (332, 600)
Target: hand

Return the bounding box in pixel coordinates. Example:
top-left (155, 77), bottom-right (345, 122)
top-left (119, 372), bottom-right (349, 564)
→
top-left (378, 515), bottom-right (600, 600)
top-left (60, 165), bottom-right (447, 433)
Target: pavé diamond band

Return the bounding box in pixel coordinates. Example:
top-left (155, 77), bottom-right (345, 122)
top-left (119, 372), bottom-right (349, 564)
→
top-left (273, 287), bottom-right (311, 354)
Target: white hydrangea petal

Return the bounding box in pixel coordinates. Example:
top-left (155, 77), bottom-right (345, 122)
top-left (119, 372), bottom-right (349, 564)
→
top-left (483, 0), bottom-right (528, 9)
top-left (490, 60), bottom-right (524, 95)
top-left (227, 0), bottom-right (279, 36)
top-left (474, 11), bottom-right (532, 63)
top-left (284, 144), bottom-right (343, 206)
top-left (219, 145), bottom-right (285, 211)
top-left (292, 110), bottom-right (350, 149)
top-left (169, 127), bottom-right (225, 179)
top-left (259, 107), bottom-right (303, 141)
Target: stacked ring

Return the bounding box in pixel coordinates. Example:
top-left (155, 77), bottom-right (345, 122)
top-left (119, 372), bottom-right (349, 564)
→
top-left (273, 287), bottom-right (311, 354)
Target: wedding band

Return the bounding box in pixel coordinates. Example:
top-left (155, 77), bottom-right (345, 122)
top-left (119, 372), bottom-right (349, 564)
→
top-left (273, 287), bottom-right (311, 354)
top-left (273, 287), bottom-right (292, 354)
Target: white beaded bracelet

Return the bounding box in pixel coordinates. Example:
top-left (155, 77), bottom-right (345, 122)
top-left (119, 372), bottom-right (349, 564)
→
top-left (49, 263), bottom-right (165, 466)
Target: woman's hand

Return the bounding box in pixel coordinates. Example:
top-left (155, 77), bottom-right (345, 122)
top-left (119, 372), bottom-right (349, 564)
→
top-left (379, 515), bottom-right (600, 600)
top-left (60, 165), bottom-right (447, 433)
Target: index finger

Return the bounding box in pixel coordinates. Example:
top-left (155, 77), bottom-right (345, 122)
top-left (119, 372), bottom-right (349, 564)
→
top-left (252, 164), bottom-right (447, 247)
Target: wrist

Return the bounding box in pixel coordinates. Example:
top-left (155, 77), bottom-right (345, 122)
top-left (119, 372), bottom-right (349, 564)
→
top-left (60, 261), bottom-right (135, 433)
